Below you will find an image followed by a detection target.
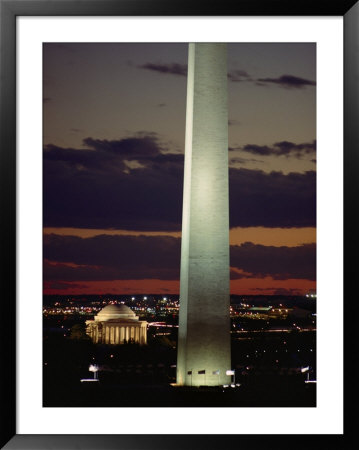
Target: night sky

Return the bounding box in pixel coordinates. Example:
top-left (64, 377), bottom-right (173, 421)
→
top-left (43, 43), bottom-right (316, 296)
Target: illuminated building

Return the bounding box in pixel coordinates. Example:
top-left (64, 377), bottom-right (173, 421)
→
top-left (246, 306), bottom-right (292, 320)
top-left (85, 304), bottom-right (147, 345)
top-left (268, 307), bottom-right (291, 319)
top-left (177, 43), bottom-right (231, 386)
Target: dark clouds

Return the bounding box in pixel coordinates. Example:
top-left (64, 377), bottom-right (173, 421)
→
top-left (138, 62), bottom-right (187, 76)
top-left (44, 281), bottom-right (87, 290)
top-left (44, 234), bottom-right (181, 281)
top-left (237, 140), bottom-right (316, 159)
top-left (82, 135), bottom-right (162, 156)
top-left (272, 287), bottom-right (303, 295)
top-left (257, 74), bottom-right (316, 89)
top-left (229, 156), bottom-right (264, 165)
top-left (43, 135), bottom-right (184, 231)
top-left (44, 234), bottom-right (315, 283)
top-left (228, 71), bottom-right (315, 89)
top-left (138, 62), bottom-right (315, 90)
top-left (43, 136), bottom-right (315, 230)
top-left (229, 168), bottom-right (316, 228)
top-left (227, 70), bottom-right (252, 82)
top-left (230, 242), bottom-right (316, 280)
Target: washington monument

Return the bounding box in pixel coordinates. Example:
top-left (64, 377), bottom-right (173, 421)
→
top-left (177, 43), bottom-right (231, 386)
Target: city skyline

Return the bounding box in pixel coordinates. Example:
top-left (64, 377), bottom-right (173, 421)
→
top-left (43, 42), bottom-right (316, 296)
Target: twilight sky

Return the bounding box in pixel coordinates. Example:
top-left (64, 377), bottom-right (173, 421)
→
top-left (43, 43), bottom-right (316, 296)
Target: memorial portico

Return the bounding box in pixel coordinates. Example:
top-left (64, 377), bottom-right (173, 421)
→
top-left (86, 304), bottom-right (147, 345)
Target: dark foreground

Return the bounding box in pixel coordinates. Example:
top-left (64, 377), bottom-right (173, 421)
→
top-left (43, 325), bottom-right (316, 407)
top-left (44, 375), bottom-right (315, 407)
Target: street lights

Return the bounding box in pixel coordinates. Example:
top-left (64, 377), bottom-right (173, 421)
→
top-left (89, 364), bottom-right (99, 380)
top-left (302, 365), bottom-right (316, 383)
top-left (80, 364), bottom-right (100, 382)
top-left (226, 369), bottom-right (235, 386)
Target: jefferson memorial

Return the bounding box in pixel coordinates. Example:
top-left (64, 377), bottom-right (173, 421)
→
top-left (85, 304), bottom-right (147, 345)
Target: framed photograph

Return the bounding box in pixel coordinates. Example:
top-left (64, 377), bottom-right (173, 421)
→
top-left (1, 1), bottom-right (356, 448)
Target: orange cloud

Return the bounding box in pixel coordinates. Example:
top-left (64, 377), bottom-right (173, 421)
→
top-left (44, 226), bottom-right (315, 247)
top-left (44, 277), bottom-right (314, 296)
top-left (44, 279), bottom-right (180, 296)
top-left (230, 276), bottom-right (315, 295)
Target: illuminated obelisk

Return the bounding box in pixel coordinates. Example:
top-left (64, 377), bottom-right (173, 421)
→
top-left (177, 43), bottom-right (231, 386)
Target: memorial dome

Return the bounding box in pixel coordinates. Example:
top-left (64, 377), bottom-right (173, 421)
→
top-left (95, 304), bottom-right (137, 321)
top-left (86, 303), bottom-right (147, 344)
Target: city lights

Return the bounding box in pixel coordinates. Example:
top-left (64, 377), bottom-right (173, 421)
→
top-left (44, 292), bottom-right (316, 406)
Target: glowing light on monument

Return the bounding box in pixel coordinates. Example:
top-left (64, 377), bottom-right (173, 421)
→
top-left (177, 43), bottom-right (231, 386)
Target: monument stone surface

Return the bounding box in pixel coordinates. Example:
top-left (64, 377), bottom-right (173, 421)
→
top-left (177, 43), bottom-right (231, 386)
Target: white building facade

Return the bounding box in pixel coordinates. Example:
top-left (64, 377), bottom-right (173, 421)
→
top-left (86, 304), bottom-right (147, 345)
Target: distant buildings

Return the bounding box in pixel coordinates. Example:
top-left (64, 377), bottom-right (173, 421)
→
top-left (85, 304), bottom-right (147, 345)
top-left (251, 306), bottom-right (291, 320)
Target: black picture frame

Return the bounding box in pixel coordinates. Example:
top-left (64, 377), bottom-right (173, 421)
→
top-left (1, 1), bottom-right (357, 448)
